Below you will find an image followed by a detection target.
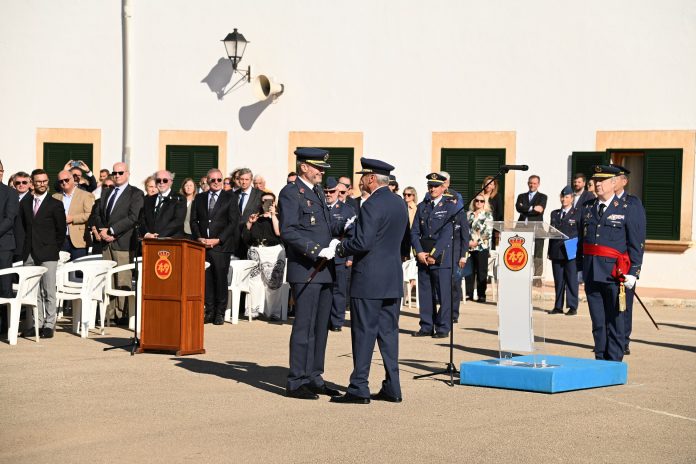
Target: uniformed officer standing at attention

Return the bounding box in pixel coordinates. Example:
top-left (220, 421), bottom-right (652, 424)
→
top-left (577, 165), bottom-right (645, 362)
top-left (410, 173), bottom-right (467, 338)
top-left (330, 158), bottom-right (408, 404)
top-left (323, 177), bottom-right (356, 332)
top-left (548, 186), bottom-right (580, 316)
top-left (278, 148), bottom-right (344, 400)
top-left (610, 164), bottom-right (646, 355)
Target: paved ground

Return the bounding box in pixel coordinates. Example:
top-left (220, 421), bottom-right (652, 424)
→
top-left (1, 297), bottom-right (695, 464)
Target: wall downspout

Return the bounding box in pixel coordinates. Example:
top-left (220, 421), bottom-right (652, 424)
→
top-left (121, 0), bottom-right (132, 165)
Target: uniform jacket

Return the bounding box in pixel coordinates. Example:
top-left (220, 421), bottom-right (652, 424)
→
top-left (410, 195), bottom-right (467, 269)
top-left (548, 206), bottom-right (580, 261)
top-left (516, 191), bottom-right (548, 221)
top-left (95, 184), bottom-right (144, 251)
top-left (328, 200), bottom-right (355, 265)
top-left (279, 179), bottom-right (341, 284)
top-left (340, 186), bottom-right (409, 299)
top-left (139, 192), bottom-right (187, 238)
top-left (52, 187), bottom-right (95, 249)
top-left (577, 196), bottom-right (646, 283)
top-left (0, 182), bottom-right (19, 253)
top-left (190, 189), bottom-right (240, 253)
top-left (20, 194), bottom-right (66, 263)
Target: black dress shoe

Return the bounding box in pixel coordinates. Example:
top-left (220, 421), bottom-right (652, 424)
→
top-left (22, 328), bottom-right (38, 338)
top-left (549, 308), bottom-right (564, 315)
top-left (412, 330), bottom-right (432, 337)
top-left (432, 332), bottom-right (449, 339)
top-left (308, 384), bottom-right (341, 397)
top-left (213, 315), bottom-right (224, 325)
top-left (624, 344), bottom-right (631, 355)
top-left (330, 392), bottom-right (370, 404)
top-left (565, 308), bottom-right (577, 316)
top-left (41, 328), bottom-right (54, 338)
top-left (477, 298), bottom-right (487, 303)
top-left (453, 318), bottom-right (459, 323)
top-left (286, 385), bottom-right (319, 400)
top-left (204, 313), bottom-right (214, 324)
top-left (370, 390), bottom-right (402, 403)
top-left (330, 326), bottom-right (342, 332)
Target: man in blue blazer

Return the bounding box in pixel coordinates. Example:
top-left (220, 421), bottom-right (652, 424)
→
top-left (279, 148), bottom-right (344, 400)
top-left (548, 186), bottom-right (580, 316)
top-left (331, 158), bottom-right (409, 404)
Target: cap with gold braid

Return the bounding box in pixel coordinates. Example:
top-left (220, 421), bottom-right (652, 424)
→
top-left (590, 164), bottom-right (622, 180)
top-left (355, 157), bottom-right (395, 176)
top-left (295, 147), bottom-right (330, 169)
top-left (426, 172), bottom-right (447, 187)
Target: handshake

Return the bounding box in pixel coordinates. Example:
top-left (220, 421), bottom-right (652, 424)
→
top-left (318, 239), bottom-right (341, 260)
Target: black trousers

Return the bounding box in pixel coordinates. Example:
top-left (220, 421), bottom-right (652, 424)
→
top-left (0, 250), bottom-right (13, 333)
top-left (465, 250), bottom-right (489, 300)
top-left (205, 249), bottom-right (232, 317)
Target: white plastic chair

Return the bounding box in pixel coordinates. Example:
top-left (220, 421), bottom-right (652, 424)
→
top-left (56, 260), bottom-right (116, 338)
top-left (401, 259), bottom-right (418, 308)
top-left (225, 259), bottom-right (255, 324)
top-left (55, 251), bottom-right (72, 319)
top-left (104, 262), bottom-right (136, 334)
top-left (0, 266), bottom-right (48, 345)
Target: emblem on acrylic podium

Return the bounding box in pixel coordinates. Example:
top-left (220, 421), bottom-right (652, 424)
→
top-left (155, 250), bottom-right (173, 280)
top-left (503, 235), bottom-right (528, 271)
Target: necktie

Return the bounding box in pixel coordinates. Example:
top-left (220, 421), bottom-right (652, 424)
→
top-left (598, 203), bottom-right (606, 218)
top-left (238, 192), bottom-right (246, 213)
top-left (105, 187), bottom-right (119, 220)
top-left (154, 194), bottom-right (164, 217)
top-left (314, 186), bottom-right (324, 205)
top-left (560, 211), bottom-right (566, 221)
top-left (33, 197), bottom-right (40, 216)
top-left (208, 192), bottom-right (217, 215)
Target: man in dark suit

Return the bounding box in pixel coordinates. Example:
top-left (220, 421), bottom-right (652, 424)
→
top-left (548, 186), bottom-right (580, 316)
top-left (20, 169), bottom-right (66, 338)
top-left (140, 170), bottom-right (187, 239)
top-left (190, 168), bottom-right (240, 325)
top-left (571, 172), bottom-right (595, 208)
top-left (0, 161), bottom-right (19, 298)
top-left (331, 158), bottom-right (409, 404)
top-left (338, 176), bottom-right (359, 211)
top-left (516, 174), bottom-right (548, 284)
top-left (232, 168), bottom-right (263, 258)
top-left (278, 148), bottom-right (344, 400)
top-left (95, 162), bottom-right (144, 323)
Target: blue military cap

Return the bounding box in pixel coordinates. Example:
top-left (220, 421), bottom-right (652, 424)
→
top-left (294, 147), bottom-right (331, 169)
top-left (609, 163), bottom-right (631, 175)
top-left (426, 172), bottom-right (447, 187)
top-left (591, 164), bottom-right (621, 180)
top-left (388, 174), bottom-right (397, 185)
top-left (355, 157), bottom-right (395, 176)
top-left (560, 185), bottom-right (573, 196)
top-left (324, 176), bottom-right (339, 191)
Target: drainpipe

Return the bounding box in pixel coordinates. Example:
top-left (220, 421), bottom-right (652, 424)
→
top-left (121, 0), bottom-right (132, 165)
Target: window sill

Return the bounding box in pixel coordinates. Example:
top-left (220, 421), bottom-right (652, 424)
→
top-left (645, 240), bottom-right (692, 253)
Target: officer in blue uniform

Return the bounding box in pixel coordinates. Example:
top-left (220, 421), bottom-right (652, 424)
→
top-left (577, 165), bottom-right (645, 362)
top-left (548, 186), bottom-right (580, 316)
top-left (610, 164), bottom-right (646, 355)
top-left (323, 177), bottom-right (356, 332)
top-left (330, 158), bottom-right (409, 404)
top-left (410, 173), bottom-right (468, 338)
top-left (278, 148), bottom-right (344, 400)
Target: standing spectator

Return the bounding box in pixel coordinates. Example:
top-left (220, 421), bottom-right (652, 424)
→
top-left (139, 170), bottom-right (186, 239)
top-left (223, 177), bottom-right (233, 191)
top-left (93, 168), bottom-right (111, 199)
top-left (53, 170), bottom-right (94, 262)
top-left (587, 178), bottom-right (596, 196)
top-left (19, 169), bottom-right (66, 338)
top-left (338, 175), bottom-right (359, 211)
top-left (402, 187), bottom-right (418, 298)
top-left (481, 176), bottom-right (503, 222)
top-left (242, 191), bottom-right (285, 320)
top-left (355, 183), bottom-right (371, 209)
top-left (465, 194), bottom-right (493, 303)
top-left (143, 176), bottom-right (157, 196)
top-left (234, 168), bottom-right (263, 259)
top-left (96, 162), bottom-right (144, 324)
top-left (198, 176), bottom-right (209, 193)
top-left (230, 169), bottom-right (242, 192)
top-left (331, 158), bottom-right (408, 404)
top-left (0, 160), bottom-right (19, 299)
top-left (548, 186), bottom-right (580, 316)
top-left (571, 173), bottom-right (594, 208)
top-left (286, 171), bottom-right (297, 184)
top-left (253, 174), bottom-right (269, 192)
top-left (13, 172), bottom-right (32, 201)
top-left (179, 177), bottom-right (197, 239)
top-left (68, 160), bottom-right (98, 193)
top-left (190, 169), bottom-right (240, 325)
top-left (439, 171), bottom-right (463, 204)
top-left (388, 176), bottom-right (399, 193)
top-left (515, 175), bottom-right (547, 285)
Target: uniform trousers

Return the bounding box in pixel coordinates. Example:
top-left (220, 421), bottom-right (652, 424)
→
top-left (625, 287), bottom-right (635, 348)
top-left (551, 258), bottom-right (578, 310)
top-left (24, 256), bottom-right (58, 330)
top-left (585, 280), bottom-right (626, 361)
top-left (204, 249), bottom-right (232, 318)
top-left (329, 263), bottom-right (350, 329)
top-left (347, 297), bottom-right (401, 399)
top-left (287, 282), bottom-right (332, 391)
top-left (417, 264), bottom-right (452, 335)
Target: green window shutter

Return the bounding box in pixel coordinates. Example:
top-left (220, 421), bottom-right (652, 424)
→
top-left (441, 148), bottom-right (506, 209)
top-left (297, 147), bottom-right (354, 186)
top-left (43, 142), bottom-right (94, 184)
top-left (642, 149), bottom-right (682, 240)
top-left (165, 145), bottom-right (219, 193)
top-left (571, 151), bottom-right (610, 181)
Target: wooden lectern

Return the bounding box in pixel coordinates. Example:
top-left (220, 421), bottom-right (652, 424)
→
top-left (138, 238), bottom-right (206, 355)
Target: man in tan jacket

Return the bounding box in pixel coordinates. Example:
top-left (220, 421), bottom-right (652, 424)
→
top-left (53, 170), bottom-right (95, 261)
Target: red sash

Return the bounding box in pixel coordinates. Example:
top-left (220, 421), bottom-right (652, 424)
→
top-left (583, 243), bottom-right (630, 281)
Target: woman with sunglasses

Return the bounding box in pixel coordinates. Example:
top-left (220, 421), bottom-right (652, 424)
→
top-left (402, 187), bottom-right (418, 298)
top-left (465, 195), bottom-right (493, 303)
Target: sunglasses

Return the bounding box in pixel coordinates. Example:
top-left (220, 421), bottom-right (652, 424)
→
top-left (155, 178), bottom-right (170, 184)
top-left (112, 171), bottom-right (125, 176)
top-left (223, 181), bottom-right (231, 185)
top-left (404, 193), bottom-right (414, 197)
top-left (208, 178), bottom-right (223, 183)
top-left (475, 199), bottom-right (485, 203)
top-left (337, 191), bottom-right (347, 195)
top-left (58, 178), bottom-right (72, 184)
top-left (14, 180), bottom-right (29, 186)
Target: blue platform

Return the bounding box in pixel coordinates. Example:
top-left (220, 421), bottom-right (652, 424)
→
top-left (460, 355), bottom-right (627, 393)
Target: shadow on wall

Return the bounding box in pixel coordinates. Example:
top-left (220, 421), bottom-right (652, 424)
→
top-left (201, 58), bottom-right (233, 100)
top-left (239, 98), bottom-right (273, 131)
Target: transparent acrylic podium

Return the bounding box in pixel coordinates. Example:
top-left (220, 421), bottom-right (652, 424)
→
top-left (489, 221), bottom-right (567, 368)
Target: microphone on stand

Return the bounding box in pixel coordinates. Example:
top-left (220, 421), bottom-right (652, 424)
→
top-left (501, 164), bottom-right (529, 171)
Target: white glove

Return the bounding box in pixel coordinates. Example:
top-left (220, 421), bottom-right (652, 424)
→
top-left (318, 247), bottom-right (335, 260)
top-left (577, 271), bottom-right (583, 284)
top-left (344, 215), bottom-right (357, 231)
top-left (329, 238), bottom-right (340, 250)
top-left (624, 274), bottom-right (637, 290)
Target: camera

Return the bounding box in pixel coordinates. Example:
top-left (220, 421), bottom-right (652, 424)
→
top-left (71, 160), bottom-right (81, 168)
top-left (262, 199), bottom-right (273, 213)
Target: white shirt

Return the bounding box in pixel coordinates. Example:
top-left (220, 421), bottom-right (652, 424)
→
top-left (237, 186), bottom-right (253, 213)
top-left (106, 182), bottom-right (130, 212)
top-left (62, 189), bottom-right (75, 235)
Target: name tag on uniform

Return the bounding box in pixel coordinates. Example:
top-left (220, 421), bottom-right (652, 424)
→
top-left (433, 210), bottom-right (447, 218)
top-left (606, 214), bottom-right (624, 221)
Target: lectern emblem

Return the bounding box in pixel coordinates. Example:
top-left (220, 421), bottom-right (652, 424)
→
top-left (503, 235), bottom-right (528, 271)
top-left (155, 250), bottom-right (173, 280)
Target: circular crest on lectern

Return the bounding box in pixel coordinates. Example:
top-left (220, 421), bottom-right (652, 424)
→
top-left (155, 250), bottom-right (173, 280)
top-left (503, 235), bottom-right (528, 271)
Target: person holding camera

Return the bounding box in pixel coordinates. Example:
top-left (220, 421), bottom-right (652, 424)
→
top-left (54, 160), bottom-right (97, 193)
top-left (242, 191), bottom-right (285, 320)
